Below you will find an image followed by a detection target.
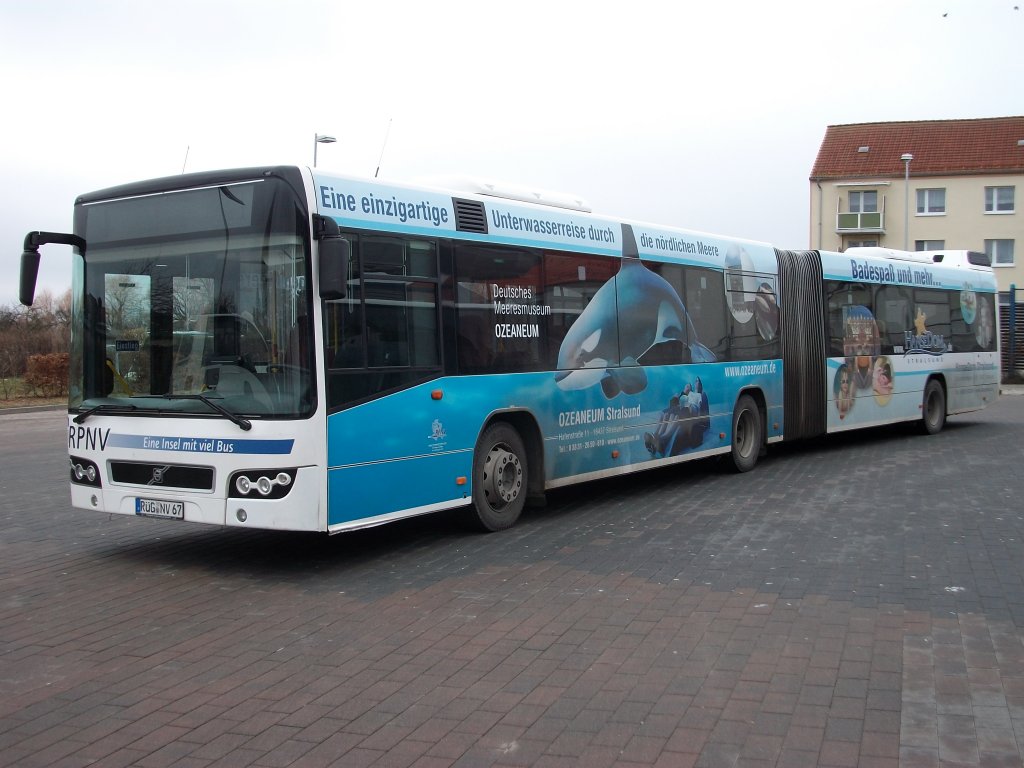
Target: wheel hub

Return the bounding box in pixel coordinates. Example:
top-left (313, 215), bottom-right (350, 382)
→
top-left (486, 446), bottom-right (522, 506)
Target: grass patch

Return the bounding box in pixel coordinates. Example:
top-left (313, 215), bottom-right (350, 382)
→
top-left (0, 377), bottom-right (65, 409)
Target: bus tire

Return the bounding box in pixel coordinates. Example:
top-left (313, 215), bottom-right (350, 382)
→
top-left (921, 379), bottom-right (946, 435)
top-left (470, 422), bottom-right (527, 531)
top-left (730, 394), bottom-right (761, 473)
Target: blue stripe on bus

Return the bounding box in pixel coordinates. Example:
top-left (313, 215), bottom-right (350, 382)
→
top-left (106, 434), bottom-right (294, 454)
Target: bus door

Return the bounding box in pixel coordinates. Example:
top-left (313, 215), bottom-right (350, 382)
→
top-left (322, 233), bottom-right (445, 525)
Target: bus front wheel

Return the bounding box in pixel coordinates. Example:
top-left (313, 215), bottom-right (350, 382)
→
top-left (470, 422), bottom-right (527, 531)
top-left (730, 394), bottom-right (761, 473)
top-left (921, 379), bottom-right (946, 435)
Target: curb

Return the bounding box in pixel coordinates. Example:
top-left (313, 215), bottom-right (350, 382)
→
top-left (0, 404), bottom-right (67, 416)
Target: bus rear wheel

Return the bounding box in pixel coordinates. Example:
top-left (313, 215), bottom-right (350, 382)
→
top-left (730, 394), bottom-right (761, 473)
top-left (921, 379), bottom-right (946, 435)
top-left (470, 422), bottom-right (527, 531)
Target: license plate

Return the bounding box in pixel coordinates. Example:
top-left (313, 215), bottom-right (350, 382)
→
top-left (135, 498), bottom-right (184, 520)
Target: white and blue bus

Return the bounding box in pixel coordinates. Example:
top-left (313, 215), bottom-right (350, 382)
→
top-left (19, 166), bottom-right (1000, 533)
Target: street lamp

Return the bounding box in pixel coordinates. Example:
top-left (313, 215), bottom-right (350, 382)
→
top-left (314, 134), bottom-right (336, 168)
top-left (901, 153), bottom-right (913, 251)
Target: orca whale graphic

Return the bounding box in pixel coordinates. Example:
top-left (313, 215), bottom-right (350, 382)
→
top-left (555, 224), bottom-right (715, 398)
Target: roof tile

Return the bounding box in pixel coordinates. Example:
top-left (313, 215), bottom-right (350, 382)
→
top-left (809, 116), bottom-right (1024, 180)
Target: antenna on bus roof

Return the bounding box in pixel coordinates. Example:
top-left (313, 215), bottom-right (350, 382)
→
top-left (181, 146), bottom-right (190, 174)
top-left (374, 118), bottom-right (392, 178)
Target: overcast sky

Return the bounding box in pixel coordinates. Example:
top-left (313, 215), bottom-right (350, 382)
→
top-left (2, 0), bottom-right (1021, 306)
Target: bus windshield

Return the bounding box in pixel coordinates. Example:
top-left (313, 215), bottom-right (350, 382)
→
top-left (69, 175), bottom-right (313, 419)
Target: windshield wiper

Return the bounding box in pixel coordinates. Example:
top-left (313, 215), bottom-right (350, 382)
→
top-left (73, 403), bottom-right (138, 424)
top-left (161, 393), bottom-right (252, 431)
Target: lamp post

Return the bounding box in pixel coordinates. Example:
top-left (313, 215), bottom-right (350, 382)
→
top-left (314, 134), bottom-right (336, 168)
top-left (901, 153), bottom-right (913, 251)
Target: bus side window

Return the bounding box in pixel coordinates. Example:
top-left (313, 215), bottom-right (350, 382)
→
top-left (950, 289), bottom-right (995, 352)
top-left (324, 294), bottom-right (365, 369)
top-left (825, 281), bottom-right (847, 357)
top-left (973, 294), bottom-right (996, 352)
top-left (826, 281), bottom-right (872, 357)
top-left (873, 285), bottom-right (912, 353)
top-left (544, 252), bottom-right (617, 369)
top-left (685, 267), bottom-right (731, 360)
top-left (913, 288), bottom-right (952, 344)
top-left (323, 234), bottom-right (441, 412)
top-left (456, 312), bottom-right (493, 370)
top-left (721, 268), bottom-right (779, 362)
top-left (454, 244), bottom-right (543, 374)
top-left (364, 279), bottom-right (439, 368)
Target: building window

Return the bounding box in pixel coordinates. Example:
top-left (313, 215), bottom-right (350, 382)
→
top-left (915, 240), bottom-right (945, 251)
top-left (846, 240), bottom-right (878, 248)
top-left (985, 186), bottom-right (1015, 213)
top-left (849, 190), bottom-right (878, 213)
top-left (985, 239), bottom-right (1015, 267)
top-left (916, 188), bottom-right (946, 215)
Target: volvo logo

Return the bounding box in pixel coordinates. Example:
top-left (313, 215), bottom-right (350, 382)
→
top-left (149, 466), bottom-right (171, 485)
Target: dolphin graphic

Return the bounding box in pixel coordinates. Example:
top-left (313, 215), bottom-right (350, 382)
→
top-left (555, 224), bottom-right (715, 398)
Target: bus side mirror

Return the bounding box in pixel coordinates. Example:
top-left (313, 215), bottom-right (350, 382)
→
top-left (20, 230), bottom-right (87, 306)
top-left (20, 248), bottom-right (41, 307)
top-left (318, 236), bottom-right (350, 300)
top-left (313, 214), bottom-right (349, 300)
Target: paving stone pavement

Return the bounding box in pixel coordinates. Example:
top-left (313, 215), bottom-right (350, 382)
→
top-left (2, 397), bottom-right (1024, 767)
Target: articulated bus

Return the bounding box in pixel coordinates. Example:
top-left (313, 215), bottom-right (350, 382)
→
top-left (19, 166), bottom-right (1000, 533)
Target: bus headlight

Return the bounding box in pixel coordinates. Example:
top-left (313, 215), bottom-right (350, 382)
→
top-left (229, 469), bottom-right (297, 499)
top-left (70, 456), bottom-right (102, 488)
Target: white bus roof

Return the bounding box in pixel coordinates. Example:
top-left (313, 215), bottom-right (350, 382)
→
top-left (848, 247), bottom-right (991, 271)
